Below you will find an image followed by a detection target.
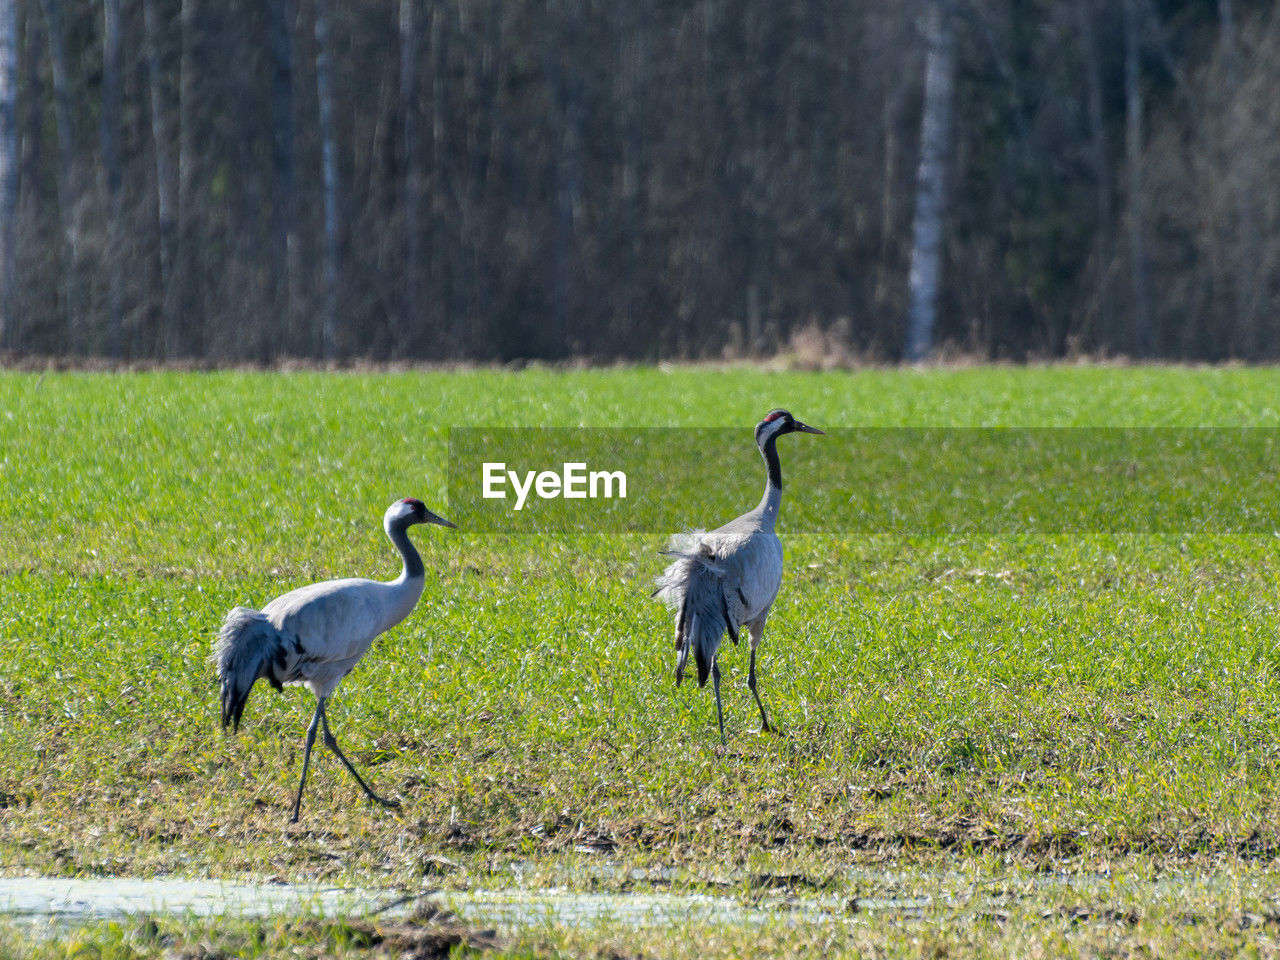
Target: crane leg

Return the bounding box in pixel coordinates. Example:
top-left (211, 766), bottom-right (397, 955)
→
top-left (711, 659), bottom-right (726, 744)
top-left (290, 698), bottom-right (324, 823)
top-left (747, 618), bottom-right (773, 734)
top-left (748, 646), bottom-right (772, 734)
top-left (320, 707), bottom-right (401, 810)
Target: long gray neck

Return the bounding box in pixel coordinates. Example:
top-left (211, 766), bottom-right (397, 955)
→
top-left (755, 433), bottom-right (783, 527)
top-left (386, 521), bottom-right (425, 581)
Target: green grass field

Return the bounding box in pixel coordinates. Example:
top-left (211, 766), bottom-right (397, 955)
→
top-left (6, 365), bottom-right (1280, 957)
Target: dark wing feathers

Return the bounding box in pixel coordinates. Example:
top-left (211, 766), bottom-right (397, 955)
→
top-left (720, 588), bottom-right (739, 645)
top-left (655, 533), bottom-right (745, 687)
top-left (212, 607), bottom-right (289, 731)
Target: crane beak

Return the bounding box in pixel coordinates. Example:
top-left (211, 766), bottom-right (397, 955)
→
top-left (794, 421), bottom-right (825, 435)
top-left (425, 509), bottom-right (458, 529)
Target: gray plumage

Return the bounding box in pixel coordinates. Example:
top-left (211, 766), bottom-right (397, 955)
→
top-left (655, 409), bottom-right (823, 741)
top-left (212, 497), bottom-right (455, 822)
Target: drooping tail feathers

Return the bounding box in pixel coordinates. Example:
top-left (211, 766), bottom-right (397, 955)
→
top-left (654, 532), bottom-right (739, 689)
top-left (211, 606), bottom-right (287, 731)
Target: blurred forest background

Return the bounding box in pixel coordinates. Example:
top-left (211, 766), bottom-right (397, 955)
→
top-left (0, 0), bottom-right (1275, 363)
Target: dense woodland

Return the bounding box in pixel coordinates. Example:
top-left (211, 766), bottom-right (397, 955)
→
top-left (0, 0), bottom-right (1275, 362)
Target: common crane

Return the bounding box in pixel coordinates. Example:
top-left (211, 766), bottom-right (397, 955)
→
top-left (654, 409), bottom-right (823, 742)
top-left (212, 497), bottom-right (455, 823)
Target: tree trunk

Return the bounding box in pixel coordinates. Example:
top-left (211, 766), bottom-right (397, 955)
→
top-left (41, 0), bottom-right (79, 352)
top-left (18, 0), bottom-right (40, 223)
top-left (100, 0), bottom-right (124, 357)
top-left (314, 0), bottom-right (339, 359)
top-left (463, 0), bottom-right (499, 356)
top-left (1122, 0), bottom-right (1151, 356)
top-left (267, 0), bottom-right (295, 357)
top-left (1073, 0), bottom-right (1113, 345)
top-left (904, 0), bottom-right (956, 362)
top-left (0, 0), bottom-right (18, 351)
top-left (175, 0), bottom-right (200, 358)
top-left (617, 0), bottom-right (648, 353)
top-left (143, 0), bottom-right (177, 357)
top-left (1217, 0), bottom-right (1261, 355)
top-left (875, 85), bottom-right (904, 314)
top-left (543, 2), bottom-right (581, 356)
top-left (399, 0), bottom-right (419, 347)
top-left (429, 1), bottom-right (449, 351)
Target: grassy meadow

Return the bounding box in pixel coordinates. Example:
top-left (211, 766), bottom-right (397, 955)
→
top-left (6, 365), bottom-right (1280, 956)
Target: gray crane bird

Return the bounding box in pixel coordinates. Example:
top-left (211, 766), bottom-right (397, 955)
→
top-left (212, 497), bottom-right (455, 823)
top-left (654, 409), bottom-right (823, 741)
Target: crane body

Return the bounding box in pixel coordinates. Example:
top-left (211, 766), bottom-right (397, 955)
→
top-left (212, 497), bottom-right (454, 822)
top-left (655, 410), bottom-right (822, 741)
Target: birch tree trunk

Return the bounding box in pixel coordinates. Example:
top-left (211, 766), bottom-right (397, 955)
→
top-left (100, 0), bottom-right (123, 356)
top-left (904, 0), bottom-right (956, 362)
top-left (0, 0), bottom-right (18, 350)
top-left (314, 0), bottom-right (340, 359)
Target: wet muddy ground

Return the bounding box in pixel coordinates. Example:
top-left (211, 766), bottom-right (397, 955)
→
top-left (5, 866), bottom-right (1274, 929)
top-left (8, 865), bottom-right (1280, 958)
top-left (0, 874), bottom-right (846, 929)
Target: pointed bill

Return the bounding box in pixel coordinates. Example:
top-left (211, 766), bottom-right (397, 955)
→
top-left (426, 509), bottom-right (458, 528)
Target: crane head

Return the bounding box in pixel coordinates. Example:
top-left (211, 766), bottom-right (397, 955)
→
top-left (755, 409), bottom-right (825, 446)
top-left (388, 497), bottom-right (458, 529)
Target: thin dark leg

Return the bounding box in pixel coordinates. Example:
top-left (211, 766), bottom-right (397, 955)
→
top-left (711, 659), bottom-right (726, 744)
top-left (290, 698), bottom-right (325, 823)
top-left (748, 646), bottom-right (772, 734)
top-left (320, 709), bottom-right (400, 809)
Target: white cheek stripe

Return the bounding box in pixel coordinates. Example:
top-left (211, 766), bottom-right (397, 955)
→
top-left (759, 418), bottom-right (786, 441)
